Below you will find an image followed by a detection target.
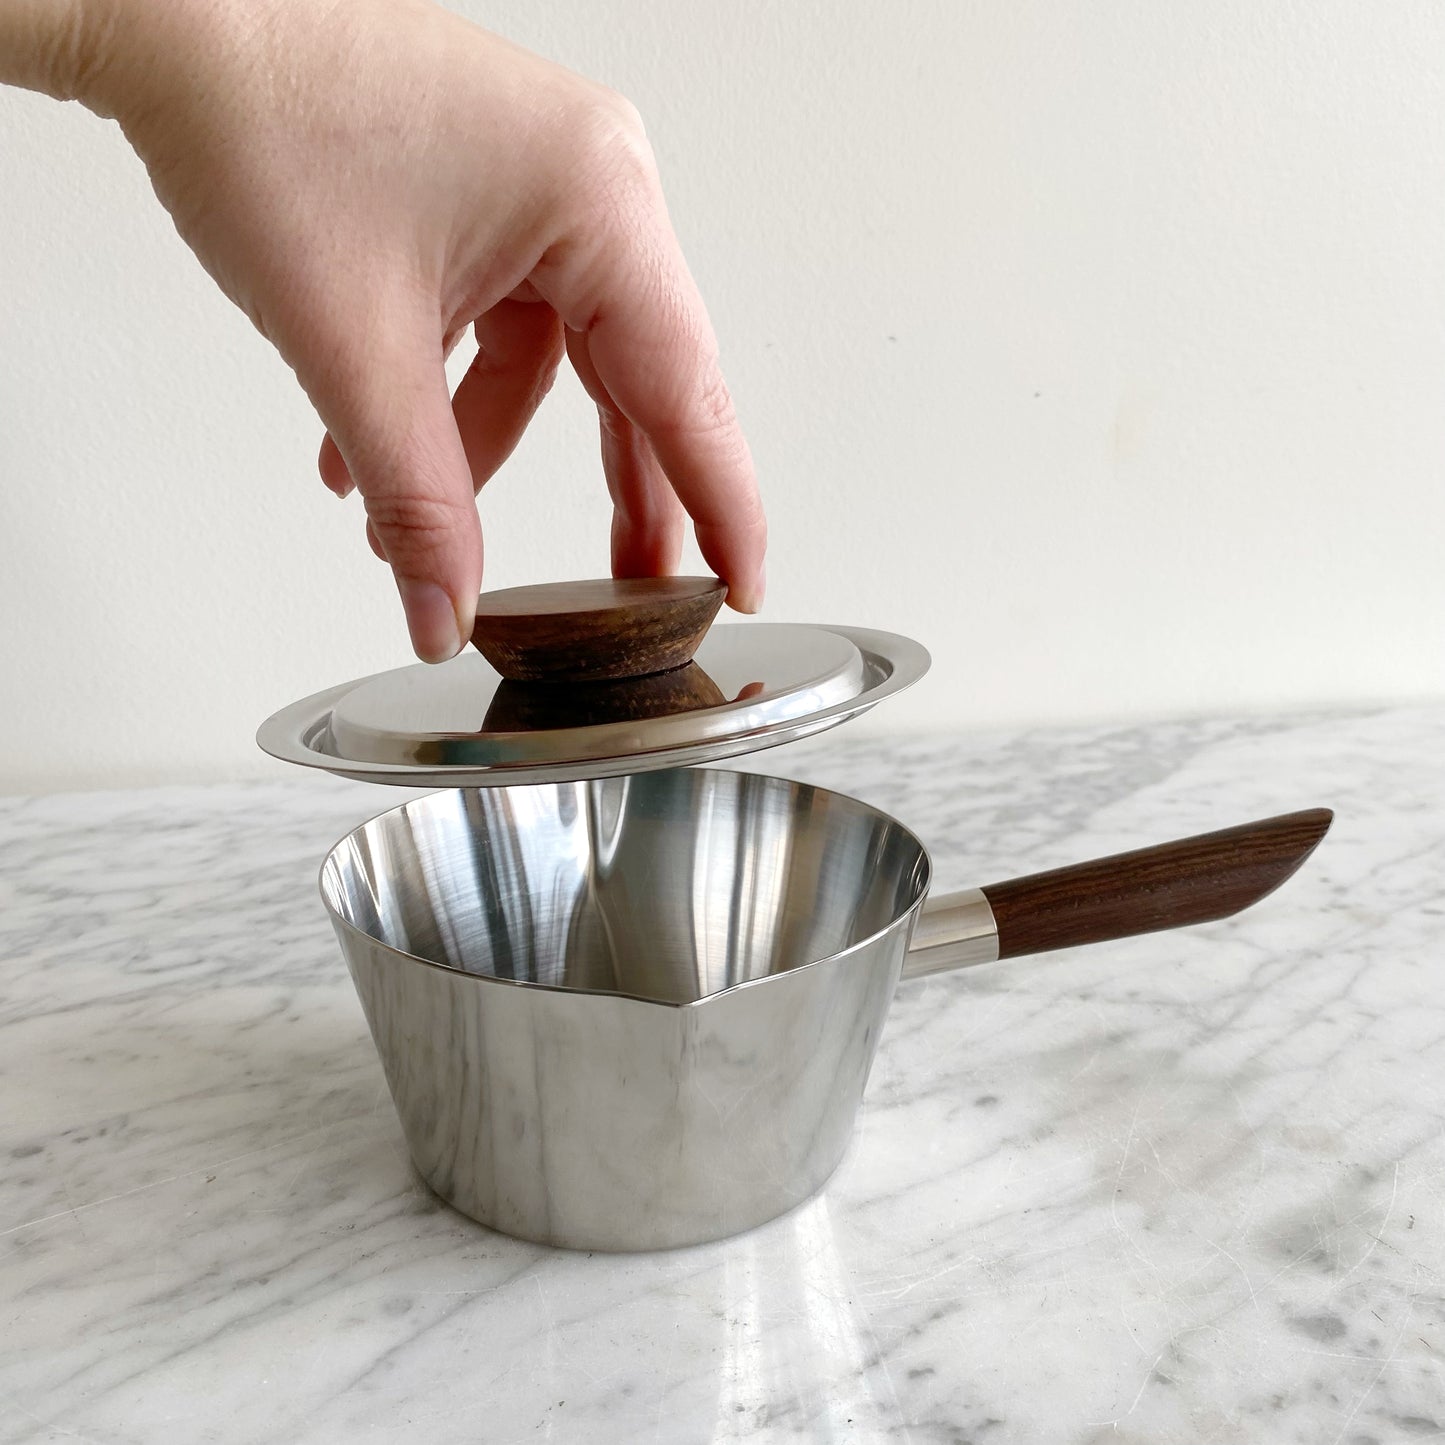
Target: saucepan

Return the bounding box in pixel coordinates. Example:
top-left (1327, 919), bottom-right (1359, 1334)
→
top-left (320, 765), bottom-right (1330, 1251)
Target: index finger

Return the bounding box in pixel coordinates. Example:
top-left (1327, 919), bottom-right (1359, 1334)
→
top-left (536, 189), bottom-right (766, 610)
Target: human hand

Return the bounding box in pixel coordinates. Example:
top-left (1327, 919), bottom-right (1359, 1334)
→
top-left (48, 0), bottom-right (766, 660)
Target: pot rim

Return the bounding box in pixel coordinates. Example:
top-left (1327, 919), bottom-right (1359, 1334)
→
top-left (317, 767), bottom-right (935, 1012)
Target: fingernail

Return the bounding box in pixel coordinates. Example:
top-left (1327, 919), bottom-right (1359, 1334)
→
top-left (397, 578), bottom-right (463, 663)
top-left (731, 562), bottom-right (765, 614)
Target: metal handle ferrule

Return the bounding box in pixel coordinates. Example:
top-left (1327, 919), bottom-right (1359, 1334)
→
top-left (901, 888), bottom-right (1000, 980)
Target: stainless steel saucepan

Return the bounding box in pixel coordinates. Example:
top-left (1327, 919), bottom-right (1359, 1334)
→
top-left (321, 767), bottom-right (1330, 1251)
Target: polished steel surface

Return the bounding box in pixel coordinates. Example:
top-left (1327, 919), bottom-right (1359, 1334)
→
top-left (323, 769), bottom-right (930, 1006)
top-left (901, 888), bottom-right (1000, 978)
top-left (322, 768), bottom-right (998, 1250)
top-left (329, 624), bottom-right (863, 766)
top-left (260, 625), bottom-right (930, 788)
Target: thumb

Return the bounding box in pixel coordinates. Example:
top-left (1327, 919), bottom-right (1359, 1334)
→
top-left (310, 323), bottom-right (482, 663)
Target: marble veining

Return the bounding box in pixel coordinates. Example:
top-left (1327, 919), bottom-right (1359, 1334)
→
top-left (1, 706), bottom-right (1443, 1443)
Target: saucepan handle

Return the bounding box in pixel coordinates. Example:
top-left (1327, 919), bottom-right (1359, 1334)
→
top-left (901, 808), bottom-right (1333, 981)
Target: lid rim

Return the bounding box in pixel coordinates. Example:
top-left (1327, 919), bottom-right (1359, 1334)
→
top-left (256, 625), bottom-right (930, 788)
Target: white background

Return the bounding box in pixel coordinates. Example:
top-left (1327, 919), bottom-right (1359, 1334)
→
top-left (3, 1), bottom-right (1443, 793)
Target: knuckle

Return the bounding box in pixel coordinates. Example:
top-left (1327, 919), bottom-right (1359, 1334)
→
top-left (363, 490), bottom-right (471, 548)
top-left (694, 369), bottom-right (738, 434)
top-left (564, 92), bottom-right (659, 213)
top-left (41, 1), bottom-right (106, 100)
top-left (652, 365), bottom-right (740, 448)
top-left (597, 403), bottom-right (631, 444)
top-left (586, 84), bottom-right (649, 145)
top-left (714, 481), bottom-right (767, 540)
top-left (533, 362), bottom-right (563, 407)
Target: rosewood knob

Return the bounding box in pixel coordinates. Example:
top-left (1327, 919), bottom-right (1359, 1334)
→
top-left (470, 576), bottom-right (727, 682)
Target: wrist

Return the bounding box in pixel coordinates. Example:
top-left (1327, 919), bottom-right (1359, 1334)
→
top-left (4, 0), bottom-right (262, 126)
top-left (0, 0), bottom-right (164, 110)
top-left (57, 0), bottom-right (192, 121)
top-left (0, 0), bottom-right (96, 98)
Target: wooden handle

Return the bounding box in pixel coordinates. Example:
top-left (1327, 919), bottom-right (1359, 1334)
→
top-left (981, 808), bottom-right (1333, 960)
top-left (470, 576), bottom-right (726, 682)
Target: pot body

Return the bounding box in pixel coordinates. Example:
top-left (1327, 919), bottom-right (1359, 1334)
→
top-left (323, 769), bottom-right (931, 1251)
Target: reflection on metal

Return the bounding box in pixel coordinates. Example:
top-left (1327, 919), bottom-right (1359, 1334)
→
top-left (259, 624), bottom-right (930, 787)
top-left (322, 768), bottom-right (1002, 1249)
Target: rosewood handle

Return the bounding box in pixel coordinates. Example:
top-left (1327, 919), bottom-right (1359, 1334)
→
top-left (979, 808), bottom-right (1334, 960)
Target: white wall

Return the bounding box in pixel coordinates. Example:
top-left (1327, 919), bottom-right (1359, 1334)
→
top-left (3, 1), bottom-right (1444, 793)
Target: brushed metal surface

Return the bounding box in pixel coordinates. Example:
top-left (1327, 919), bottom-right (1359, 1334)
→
top-left (322, 768), bottom-right (976, 1249)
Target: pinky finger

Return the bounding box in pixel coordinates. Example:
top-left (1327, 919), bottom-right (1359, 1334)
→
top-left (319, 432), bottom-right (355, 499)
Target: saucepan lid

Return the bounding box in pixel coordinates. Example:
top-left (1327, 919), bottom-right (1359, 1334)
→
top-left (256, 622), bottom-right (929, 788)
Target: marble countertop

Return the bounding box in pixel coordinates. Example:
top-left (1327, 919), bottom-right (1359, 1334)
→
top-left (2, 706), bottom-right (1443, 1443)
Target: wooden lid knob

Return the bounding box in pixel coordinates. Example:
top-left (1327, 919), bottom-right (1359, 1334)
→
top-left (470, 576), bottom-right (727, 682)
